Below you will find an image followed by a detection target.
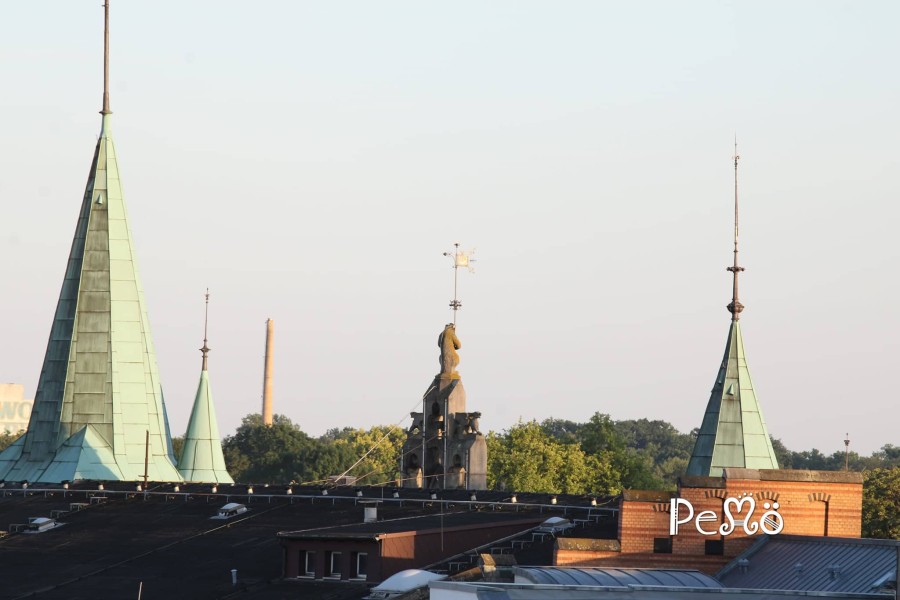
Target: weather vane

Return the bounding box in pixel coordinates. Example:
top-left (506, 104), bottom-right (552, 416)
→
top-left (443, 243), bottom-right (475, 325)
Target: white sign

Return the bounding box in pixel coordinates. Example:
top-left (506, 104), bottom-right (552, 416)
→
top-left (670, 494), bottom-right (784, 536)
top-left (0, 384), bottom-right (33, 434)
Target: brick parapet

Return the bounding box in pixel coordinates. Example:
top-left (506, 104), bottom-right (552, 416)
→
top-left (556, 470), bottom-right (862, 573)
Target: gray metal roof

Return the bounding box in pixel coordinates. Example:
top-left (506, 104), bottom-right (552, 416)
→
top-left (718, 534), bottom-right (899, 594)
top-left (514, 566), bottom-right (723, 588)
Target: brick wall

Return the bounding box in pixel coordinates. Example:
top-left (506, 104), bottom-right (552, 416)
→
top-left (554, 469), bottom-right (862, 575)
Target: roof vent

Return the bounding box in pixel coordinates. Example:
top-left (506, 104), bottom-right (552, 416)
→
top-left (213, 503), bottom-right (248, 520)
top-left (361, 501), bottom-right (380, 523)
top-left (738, 558), bottom-right (750, 574)
top-left (794, 562), bottom-right (804, 575)
top-left (828, 564), bottom-right (842, 580)
top-left (25, 517), bottom-right (61, 534)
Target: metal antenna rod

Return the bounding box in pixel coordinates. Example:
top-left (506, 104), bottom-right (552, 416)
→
top-left (844, 433), bottom-right (850, 471)
top-left (452, 243), bottom-right (460, 325)
top-left (445, 243), bottom-right (462, 324)
top-left (200, 289), bottom-right (210, 371)
top-left (727, 137), bottom-right (745, 321)
top-left (101, 1), bottom-right (111, 115)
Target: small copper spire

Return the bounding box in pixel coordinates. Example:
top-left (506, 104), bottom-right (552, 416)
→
top-left (200, 289), bottom-right (210, 371)
top-left (727, 138), bottom-right (745, 320)
top-left (101, 1), bottom-right (112, 115)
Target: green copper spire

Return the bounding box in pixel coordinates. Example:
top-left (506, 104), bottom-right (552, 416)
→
top-left (177, 292), bottom-right (233, 483)
top-left (0, 1), bottom-right (182, 482)
top-left (686, 147), bottom-right (779, 477)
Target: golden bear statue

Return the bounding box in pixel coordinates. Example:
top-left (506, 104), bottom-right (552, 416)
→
top-left (438, 323), bottom-right (461, 378)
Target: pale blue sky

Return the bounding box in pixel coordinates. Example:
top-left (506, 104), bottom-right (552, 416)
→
top-left (1, 1), bottom-right (897, 454)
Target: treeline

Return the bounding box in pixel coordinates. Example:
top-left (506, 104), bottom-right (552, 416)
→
top-left (2, 414), bottom-right (897, 538)
top-left (209, 413), bottom-right (898, 540)
top-left (209, 412), bottom-right (898, 492)
top-left (215, 414), bottom-right (405, 486)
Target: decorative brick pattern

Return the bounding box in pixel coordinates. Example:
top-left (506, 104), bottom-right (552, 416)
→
top-left (555, 469), bottom-right (862, 575)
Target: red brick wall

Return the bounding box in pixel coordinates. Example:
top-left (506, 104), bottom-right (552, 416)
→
top-left (554, 470), bottom-right (862, 575)
top-left (617, 500), bottom-right (671, 554)
top-left (555, 548), bottom-right (731, 572)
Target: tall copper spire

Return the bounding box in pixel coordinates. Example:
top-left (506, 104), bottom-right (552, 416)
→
top-left (101, 1), bottom-right (111, 115)
top-left (200, 289), bottom-right (210, 371)
top-left (686, 142), bottom-right (779, 476)
top-left (726, 140), bottom-right (745, 320)
top-left (0, 0), bottom-right (184, 482)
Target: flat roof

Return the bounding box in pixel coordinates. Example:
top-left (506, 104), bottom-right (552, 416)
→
top-left (277, 510), bottom-right (546, 541)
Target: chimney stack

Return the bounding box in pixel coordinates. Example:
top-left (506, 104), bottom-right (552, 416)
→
top-left (262, 319), bottom-right (274, 426)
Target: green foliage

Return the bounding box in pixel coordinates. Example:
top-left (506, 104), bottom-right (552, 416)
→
top-left (221, 414), bottom-right (404, 486)
top-left (216, 408), bottom-right (899, 541)
top-left (773, 442), bottom-right (900, 472)
top-left (539, 413), bottom-right (685, 491)
top-left (171, 435), bottom-right (184, 462)
top-left (487, 420), bottom-right (618, 495)
top-left (862, 467), bottom-right (900, 539)
top-left (223, 414), bottom-right (319, 484)
top-left (0, 430), bottom-right (24, 453)
top-left (325, 425), bottom-right (405, 486)
top-left (770, 437), bottom-right (793, 468)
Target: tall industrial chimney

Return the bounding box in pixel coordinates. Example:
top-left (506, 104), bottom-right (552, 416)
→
top-left (262, 319), bottom-right (274, 426)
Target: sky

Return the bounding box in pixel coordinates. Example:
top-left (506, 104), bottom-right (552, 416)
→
top-left (0, 1), bottom-right (897, 455)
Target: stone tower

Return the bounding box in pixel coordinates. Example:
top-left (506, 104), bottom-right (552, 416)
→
top-left (686, 150), bottom-right (779, 477)
top-left (0, 2), bottom-right (182, 482)
top-left (401, 324), bottom-right (488, 490)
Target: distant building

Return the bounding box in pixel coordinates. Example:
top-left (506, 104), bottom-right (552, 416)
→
top-left (0, 384), bottom-right (32, 434)
top-left (278, 509), bottom-right (545, 583)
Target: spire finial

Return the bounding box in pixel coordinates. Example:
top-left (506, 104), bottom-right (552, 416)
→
top-left (727, 137), bottom-right (745, 320)
top-left (101, 1), bottom-right (112, 116)
top-left (200, 289), bottom-right (210, 371)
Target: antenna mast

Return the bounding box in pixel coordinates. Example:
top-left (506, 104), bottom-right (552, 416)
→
top-left (726, 139), bottom-right (745, 320)
top-left (443, 243), bottom-right (474, 325)
top-left (101, 1), bottom-right (111, 115)
top-left (449, 243), bottom-right (462, 324)
top-left (200, 289), bottom-right (210, 371)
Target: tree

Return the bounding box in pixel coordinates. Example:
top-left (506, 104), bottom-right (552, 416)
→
top-left (323, 425), bottom-right (405, 486)
top-left (222, 414), bottom-right (320, 484)
top-left (770, 437), bottom-right (793, 468)
top-left (487, 420), bottom-right (618, 495)
top-left (614, 418), bottom-right (693, 466)
top-left (578, 413), bottom-right (666, 490)
top-left (862, 467), bottom-right (900, 539)
top-left (0, 430), bottom-right (24, 453)
top-left (539, 418), bottom-right (582, 445)
top-left (171, 435), bottom-right (184, 462)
